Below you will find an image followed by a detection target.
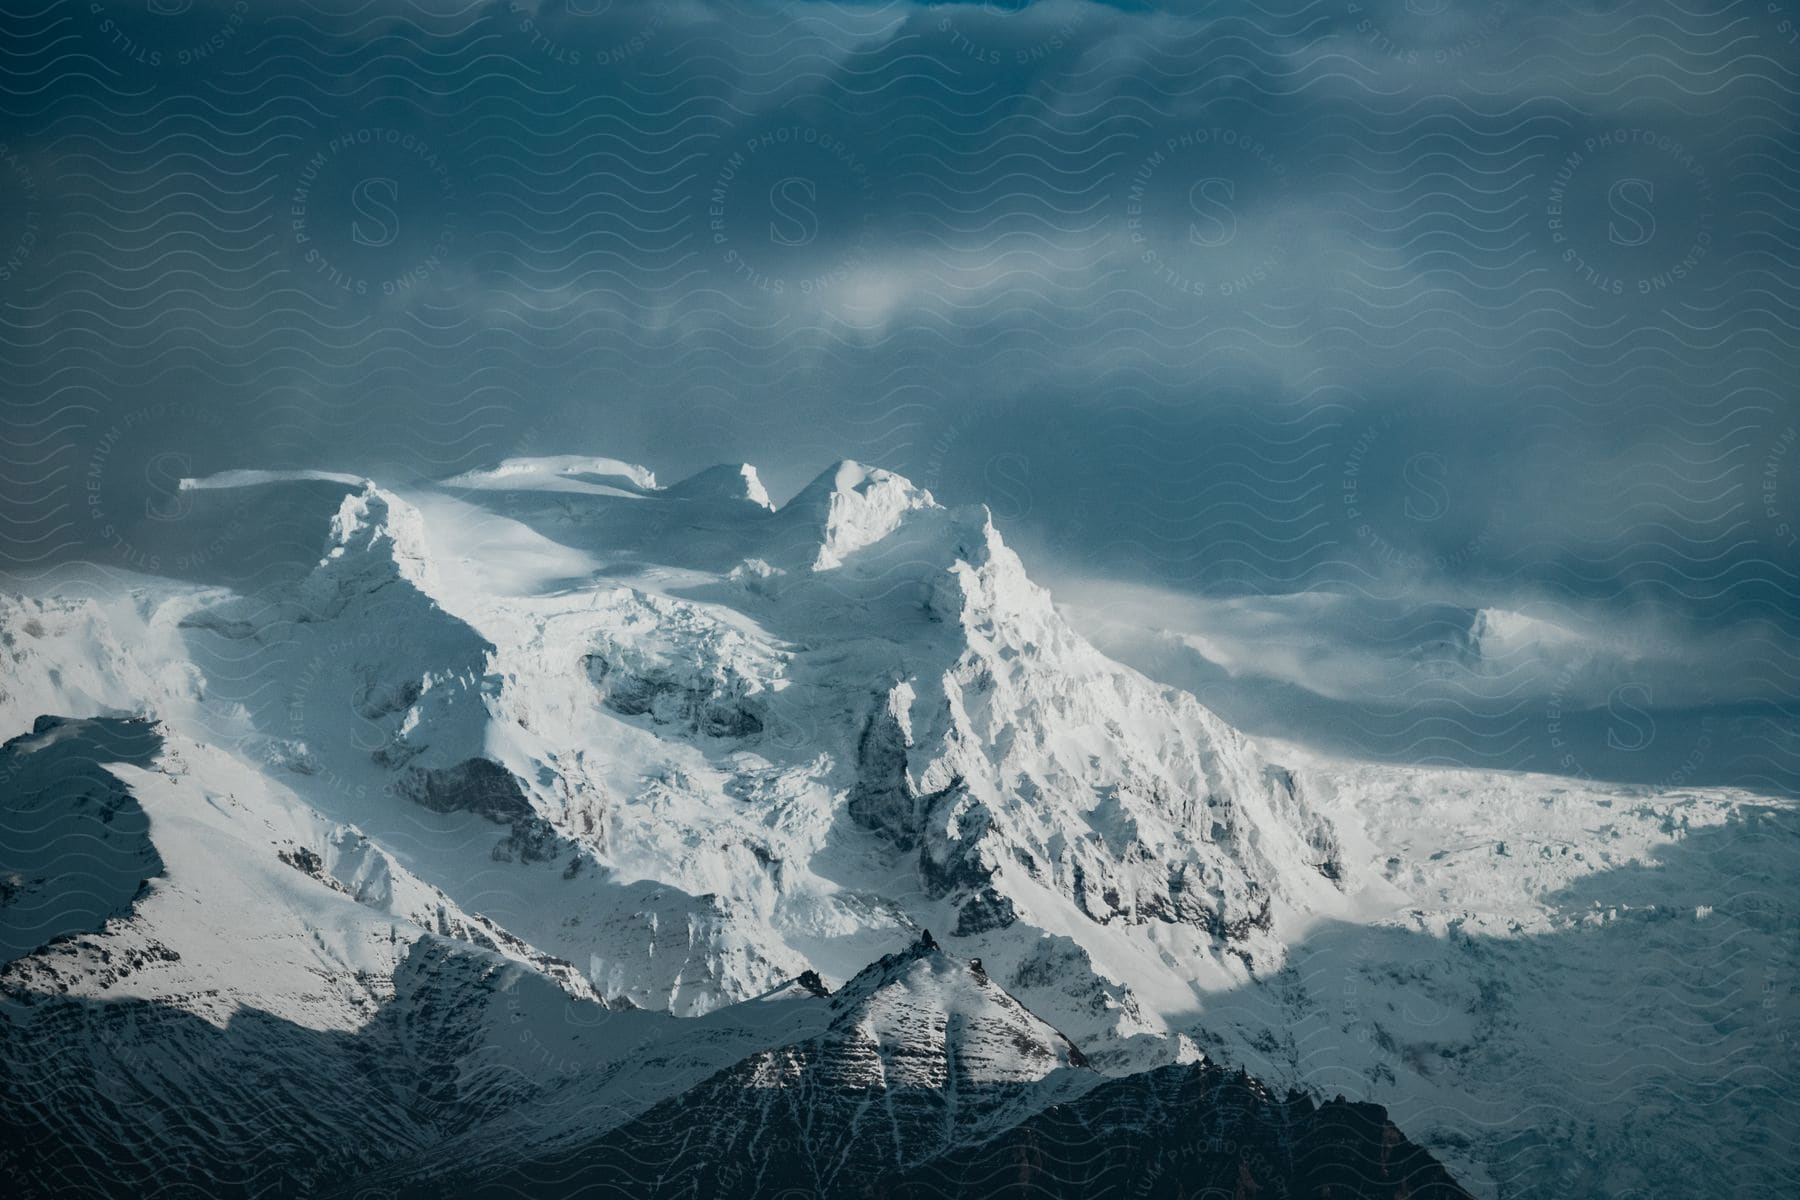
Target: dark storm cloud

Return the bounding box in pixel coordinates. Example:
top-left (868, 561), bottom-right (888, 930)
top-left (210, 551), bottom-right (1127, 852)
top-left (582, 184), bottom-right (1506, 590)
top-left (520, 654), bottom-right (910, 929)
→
top-left (1, 0), bottom-right (1795, 785)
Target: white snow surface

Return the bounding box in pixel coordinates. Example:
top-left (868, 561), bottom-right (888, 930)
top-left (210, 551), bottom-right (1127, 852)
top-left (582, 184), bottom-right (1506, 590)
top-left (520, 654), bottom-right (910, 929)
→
top-left (3, 454), bottom-right (1793, 1197)
top-left (181, 468), bottom-right (370, 491)
top-left (439, 455), bottom-right (659, 495)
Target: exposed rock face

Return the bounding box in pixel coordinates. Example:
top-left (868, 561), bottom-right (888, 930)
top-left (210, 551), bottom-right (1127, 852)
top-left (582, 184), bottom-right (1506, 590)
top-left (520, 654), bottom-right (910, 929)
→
top-left (395, 758), bottom-right (563, 863)
top-left (584, 645), bottom-right (766, 738)
top-left (399, 757), bottom-right (533, 822)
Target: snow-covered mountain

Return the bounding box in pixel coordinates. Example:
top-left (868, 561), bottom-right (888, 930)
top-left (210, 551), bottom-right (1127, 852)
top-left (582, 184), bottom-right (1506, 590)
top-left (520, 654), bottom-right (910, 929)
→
top-left (2, 455), bottom-right (1792, 1198)
top-left (70, 458), bottom-right (1359, 1045)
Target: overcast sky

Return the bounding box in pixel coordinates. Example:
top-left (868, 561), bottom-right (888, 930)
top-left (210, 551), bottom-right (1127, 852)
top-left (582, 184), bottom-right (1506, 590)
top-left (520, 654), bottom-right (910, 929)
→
top-left (2, 0), bottom-right (1796, 789)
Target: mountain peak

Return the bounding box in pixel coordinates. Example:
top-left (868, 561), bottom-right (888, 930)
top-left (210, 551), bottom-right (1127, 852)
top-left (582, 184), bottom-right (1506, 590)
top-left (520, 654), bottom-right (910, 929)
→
top-left (816, 927), bottom-right (1091, 1085)
top-left (785, 459), bottom-right (934, 507)
top-left (831, 929), bottom-right (944, 1003)
top-left (317, 483), bottom-right (436, 591)
top-left (820, 459), bottom-right (891, 493)
top-left (778, 460), bottom-right (939, 570)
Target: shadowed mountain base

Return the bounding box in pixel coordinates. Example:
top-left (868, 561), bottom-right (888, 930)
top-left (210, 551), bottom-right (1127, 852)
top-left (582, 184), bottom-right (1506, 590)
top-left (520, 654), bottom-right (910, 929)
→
top-left (413, 1059), bottom-right (1470, 1200)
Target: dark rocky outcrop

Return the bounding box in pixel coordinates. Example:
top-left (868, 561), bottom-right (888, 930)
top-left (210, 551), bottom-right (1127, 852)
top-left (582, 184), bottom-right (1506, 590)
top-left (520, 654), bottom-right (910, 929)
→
top-left (584, 653), bottom-right (765, 738)
top-left (396, 759), bottom-right (562, 864)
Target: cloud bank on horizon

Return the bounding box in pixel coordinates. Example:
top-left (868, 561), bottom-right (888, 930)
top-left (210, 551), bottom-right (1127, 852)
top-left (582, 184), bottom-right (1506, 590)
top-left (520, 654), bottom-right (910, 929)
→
top-left (1, 0), bottom-right (1795, 788)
